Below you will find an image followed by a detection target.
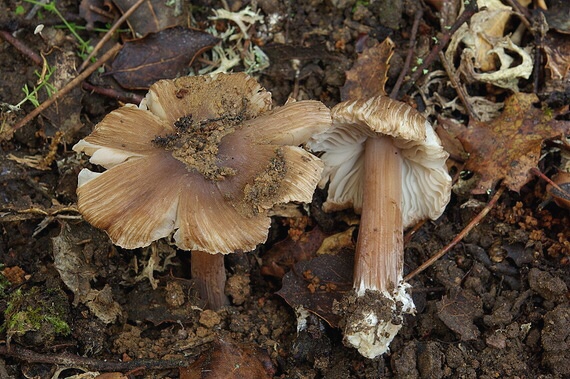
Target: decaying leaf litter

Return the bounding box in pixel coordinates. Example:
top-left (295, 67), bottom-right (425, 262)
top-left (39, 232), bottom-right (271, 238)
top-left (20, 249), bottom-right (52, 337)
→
top-left (0, 0), bottom-right (569, 378)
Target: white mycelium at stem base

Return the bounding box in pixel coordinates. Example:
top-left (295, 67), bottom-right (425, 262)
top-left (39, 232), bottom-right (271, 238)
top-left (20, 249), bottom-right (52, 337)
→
top-left (346, 135), bottom-right (415, 359)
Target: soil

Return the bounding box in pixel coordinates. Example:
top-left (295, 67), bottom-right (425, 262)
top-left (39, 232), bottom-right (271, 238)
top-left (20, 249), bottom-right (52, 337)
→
top-left (1, 0), bottom-right (570, 378)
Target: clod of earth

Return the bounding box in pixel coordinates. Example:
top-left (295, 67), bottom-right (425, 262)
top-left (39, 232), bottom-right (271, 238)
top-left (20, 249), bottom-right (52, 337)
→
top-left (73, 72), bottom-right (331, 309)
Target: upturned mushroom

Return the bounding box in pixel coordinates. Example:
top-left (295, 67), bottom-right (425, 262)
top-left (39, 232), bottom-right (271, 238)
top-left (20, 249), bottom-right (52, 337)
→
top-left (73, 73), bottom-right (331, 309)
top-left (308, 95), bottom-right (451, 358)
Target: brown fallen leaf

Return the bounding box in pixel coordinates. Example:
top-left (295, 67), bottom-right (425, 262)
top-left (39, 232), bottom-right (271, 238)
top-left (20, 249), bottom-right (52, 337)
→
top-left (436, 288), bottom-right (482, 341)
top-left (541, 1), bottom-right (570, 34)
top-left (340, 38), bottom-right (394, 101)
top-left (277, 252), bottom-right (353, 328)
top-left (260, 227), bottom-right (328, 279)
top-left (111, 26), bottom-right (219, 89)
top-left (448, 92), bottom-right (569, 194)
top-left (95, 373), bottom-right (128, 379)
top-left (544, 32), bottom-right (570, 82)
top-left (114, 0), bottom-right (189, 36)
top-left (179, 338), bottom-right (274, 379)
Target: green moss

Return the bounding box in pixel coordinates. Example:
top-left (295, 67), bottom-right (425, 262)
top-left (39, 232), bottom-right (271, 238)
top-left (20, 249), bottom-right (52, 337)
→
top-left (2, 286), bottom-right (70, 344)
top-left (0, 271), bottom-right (10, 299)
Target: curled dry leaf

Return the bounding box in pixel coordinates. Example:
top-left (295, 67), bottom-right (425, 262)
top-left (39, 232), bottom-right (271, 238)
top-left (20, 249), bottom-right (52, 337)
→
top-left (445, 0), bottom-right (532, 91)
top-left (543, 31), bottom-right (570, 93)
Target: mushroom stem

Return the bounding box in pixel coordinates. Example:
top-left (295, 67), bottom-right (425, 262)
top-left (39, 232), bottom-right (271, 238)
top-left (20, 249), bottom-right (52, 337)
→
top-left (191, 250), bottom-right (229, 310)
top-left (354, 135), bottom-right (403, 296)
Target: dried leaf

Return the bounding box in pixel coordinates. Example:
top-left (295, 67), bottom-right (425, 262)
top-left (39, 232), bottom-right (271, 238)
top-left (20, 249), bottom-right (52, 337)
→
top-left (340, 38), bottom-right (394, 101)
top-left (52, 222), bottom-right (122, 324)
top-left (277, 252), bottom-right (353, 328)
top-left (180, 338), bottom-right (274, 379)
top-left (95, 373), bottom-right (128, 379)
top-left (453, 92), bottom-right (569, 193)
top-left (111, 26), bottom-right (219, 89)
top-left (544, 32), bottom-right (570, 81)
top-left (260, 227), bottom-right (328, 278)
top-left (316, 227), bottom-right (355, 255)
top-left (114, 0), bottom-right (188, 36)
top-left (445, 0), bottom-right (532, 91)
top-left (436, 288), bottom-right (482, 341)
top-left (541, 1), bottom-right (570, 34)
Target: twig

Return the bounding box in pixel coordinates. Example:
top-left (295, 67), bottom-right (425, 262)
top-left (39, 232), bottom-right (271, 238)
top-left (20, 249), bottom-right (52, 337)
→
top-left (530, 167), bottom-right (570, 197)
top-left (0, 345), bottom-right (187, 372)
top-left (390, 8), bottom-right (423, 99)
top-left (396, 3), bottom-right (478, 98)
top-left (438, 51), bottom-right (479, 121)
top-left (78, 0), bottom-right (146, 72)
top-left (405, 184), bottom-right (505, 281)
top-left (504, 0), bottom-right (531, 28)
top-left (12, 43), bottom-right (122, 132)
top-left (404, 219), bottom-right (426, 245)
top-left (0, 30), bottom-right (43, 66)
top-left (82, 82), bottom-right (144, 105)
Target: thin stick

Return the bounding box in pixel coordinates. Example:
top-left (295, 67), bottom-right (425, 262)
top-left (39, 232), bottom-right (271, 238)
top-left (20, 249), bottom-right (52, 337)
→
top-left (390, 8), bottom-right (423, 99)
top-left (82, 81), bottom-right (144, 104)
top-left (12, 43), bottom-right (122, 132)
top-left (530, 167), bottom-right (570, 196)
top-left (504, 0), bottom-right (531, 28)
top-left (0, 30), bottom-right (43, 66)
top-left (0, 345), bottom-right (187, 372)
top-left (405, 185), bottom-right (505, 281)
top-left (78, 0), bottom-right (146, 72)
top-left (438, 51), bottom-right (479, 121)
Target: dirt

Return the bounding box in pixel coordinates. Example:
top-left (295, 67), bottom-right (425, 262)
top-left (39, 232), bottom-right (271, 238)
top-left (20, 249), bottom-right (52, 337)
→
top-left (1, 0), bottom-right (570, 378)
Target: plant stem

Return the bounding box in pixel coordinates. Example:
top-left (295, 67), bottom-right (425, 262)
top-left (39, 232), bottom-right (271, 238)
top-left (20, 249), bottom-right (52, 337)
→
top-left (354, 136), bottom-right (403, 296)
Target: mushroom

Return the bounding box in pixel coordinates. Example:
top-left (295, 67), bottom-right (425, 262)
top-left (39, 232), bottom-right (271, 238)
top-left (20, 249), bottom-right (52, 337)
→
top-left (308, 95), bottom-right (451, 358)
top-left (73, 73), bottom-right (331, 309)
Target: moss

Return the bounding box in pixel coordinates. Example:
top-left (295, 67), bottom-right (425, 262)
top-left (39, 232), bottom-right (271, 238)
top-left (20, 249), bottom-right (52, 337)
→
top-left (0, 271), bottom-right (10, 299)
top-left (2, 286), bottom-right (70, 345)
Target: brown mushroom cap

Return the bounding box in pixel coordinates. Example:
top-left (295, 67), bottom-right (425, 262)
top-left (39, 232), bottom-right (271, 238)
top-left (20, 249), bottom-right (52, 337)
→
top-left (74, 73), bottom-right (331, 253)
top-left (308, 95), bottom-right (451, 227)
